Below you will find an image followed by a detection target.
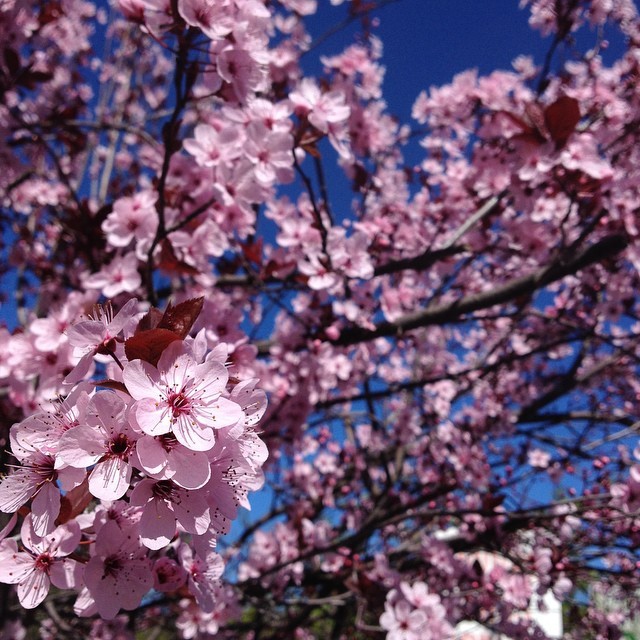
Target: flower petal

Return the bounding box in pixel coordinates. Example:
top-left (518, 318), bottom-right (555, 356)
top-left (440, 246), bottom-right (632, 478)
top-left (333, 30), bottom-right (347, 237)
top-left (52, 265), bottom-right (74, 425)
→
top-left (135, 399), bottom-right (172, 436)
top-left (58, 426), bottom-right (103, 468)
top-left (140, 499), bottom-right (176, 550)
top-left (123, 359), bottom-right (162, 401)
top-left (88, 458), bottom-right (131, 501)
top-left (136, 436), bottom-right (169, 476)
top-left (17, 567), bottom-right (50, 609)
top-left (172, 418), bottom-right (216, 452)
top-left (168, 448), bottom-right (211, 489)
top-left (31, 482), bottom-right (60, 537)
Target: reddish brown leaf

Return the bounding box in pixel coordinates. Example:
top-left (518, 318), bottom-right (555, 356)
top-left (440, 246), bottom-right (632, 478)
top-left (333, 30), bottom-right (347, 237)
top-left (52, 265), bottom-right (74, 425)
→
top-left (125, 328), bottom-right (182, 366)
top-left (135, 306), bottom-right (164, 333)
top-left (241, 238), bottom-right (263, 266)
top-left (481, 493), bottom-right (505, 511)
top-left (157, 239), bottom-right (199, 276)
top-left (500, 108), bottom-right (545, 147)
top-left (300, 142), bottom-right (322, 158)
top-left (57, 479), bottom-right (92, 525)
top-left (263, 258), bottom-right (296, 278)
top-left (544, 96), bottom-right (580, 148)
top-left (94, 379), bottom-right (129, 394)
top-left (39, 1), bottom-right (63, 25)
top-left (524, 102), bottom-right (547, 141)
top-left (158, 297), bottom-right (204, 339)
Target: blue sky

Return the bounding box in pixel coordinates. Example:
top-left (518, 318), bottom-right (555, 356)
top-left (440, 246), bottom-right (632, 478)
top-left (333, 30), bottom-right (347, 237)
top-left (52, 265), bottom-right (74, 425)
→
top-left (305, 0), bottom-right (627, 118)
top-left (306, 0), bottom-right (549, 119)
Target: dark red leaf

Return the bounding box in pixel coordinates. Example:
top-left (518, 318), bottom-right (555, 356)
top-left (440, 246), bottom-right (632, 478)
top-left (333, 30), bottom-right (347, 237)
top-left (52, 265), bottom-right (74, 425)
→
top-left (39, 1), bottom-right (63, 25)
top-left (301, 141), bottom-right (322, 158)
top-left (263, 258), bottom-right (296, 278)
top-left (94, 379), bottom-right (129, 394)
top-left (22, 70), bottom-right (54, 84)
top-left (482, 493), bottom-right (506, 510)
top-left (57, 479), bottom-right (92, 525)
top-left (135, 307), bottom-right (163, 333)
top-left (500, 108), bottom-right (545, 147)
top-left (544, 96), bottom-right (580, 148)
top-left (124, 328), bottom-right (182, 366)
top-left (241, 238), bottom-right (263, 266)
top-left (157, 297), bottom-right (204, 339)
top-left (157, 239), bottom-right (199, 276)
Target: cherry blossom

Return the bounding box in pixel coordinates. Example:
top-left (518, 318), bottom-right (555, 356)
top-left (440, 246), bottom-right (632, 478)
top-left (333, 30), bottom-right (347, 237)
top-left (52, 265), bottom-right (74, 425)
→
top-left (83, 520), bottom-right (153, 620)
top-left (178, 544), bottom-right (225, 613)
top-left (0, 439), bottom-right (84, 537)
top-left (0, 516), bottom-right (82, 609)
top-left (83, 253), bottom-right (142, 298)
top-left (289, 78), bottom-right (351, 133)
top-left (135, 433), bottom-right (212, 488)
top-left (123, 340), bottom-right (243, 451)
top-left (102, 190), bottom-right (159, 259)
top-left (57, 391), bottom-right (139, 501)
top-left (0, 0), bottom-right (639, 636)
top-left (65, 298), bottom-right (138, 384)
top-left (129, 478), bottom-right (210, 549)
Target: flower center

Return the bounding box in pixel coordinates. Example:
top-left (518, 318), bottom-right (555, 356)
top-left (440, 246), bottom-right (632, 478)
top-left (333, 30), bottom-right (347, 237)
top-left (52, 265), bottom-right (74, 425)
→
top-left (152, 480), bottom-right (177, 502)
top-left (108, 433), bottom-right (130, 457)
top-left (167, 391), bottom-right (190, 418)
top-left (35, 553), bottom-right (53, 573)
top-left (103, 554), bottom-right (123, 578)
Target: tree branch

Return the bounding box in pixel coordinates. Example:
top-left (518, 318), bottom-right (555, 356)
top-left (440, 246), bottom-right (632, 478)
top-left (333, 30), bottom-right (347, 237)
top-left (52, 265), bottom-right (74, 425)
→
top-left (332, 234), bottom-right (627, 347)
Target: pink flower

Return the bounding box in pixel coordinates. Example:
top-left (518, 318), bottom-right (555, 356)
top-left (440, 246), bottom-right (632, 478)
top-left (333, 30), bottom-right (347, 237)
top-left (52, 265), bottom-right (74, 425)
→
top-left (0, 435), bottom-right (85, 536)
top-left (153, 556), bottom-right (187, 592)
top-left (57, 391), bottom-right (139, 501)
top-left (215, 44), bottom-right (268, 103)
top-left (135, 434), bottom-right (211, 489)
top-left (102, 190), bottom-right (158, 258)
top-left (13, 383), bottom-right (92, 456)
top-left (0, 516), bottom-right (82, 609)
top-left (123, 340), bottom-right (243, 451)
top-left (117, 0), bottom-right (146, 22)
top-left (229, 378), bottom-right (269, 430)
top-left (83, 253), bottom-right (142, 298)
top-left (183, 123), bottom-right (242, 168)
top-left (497, 572), bottom-right (531, 609)
top-left (380, 592), bottom-right (427, 640)
top-left (289, 79), bottom-right (350, 133)
top-left (177, 0), bottom-right (234, 40)
top-left (83, 520), bottom-right (153, 620)
top-left (528, 448), bottom-right (551, 469)
top-left (298, 253), bottom-right (340, 291)
top-left (29, 304), bottom-right (75, 353)
top-left (170, 219), bottom-right (228, 272)
top-left (129, 478), bottom-right (211, 550)
top-left (380, 583), bottom-right (453, 640)
top-left (178, 544), bottom-right (224, 613)
top-left (244, 122), bottom-right (294, 186)
top-left (327, 227), bottom-right (374, 280)
top-left (65, 299), bottom-right (138, 384)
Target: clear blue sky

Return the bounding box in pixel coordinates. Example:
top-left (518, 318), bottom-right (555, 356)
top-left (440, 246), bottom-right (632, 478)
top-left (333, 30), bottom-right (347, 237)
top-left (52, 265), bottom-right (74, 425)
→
top-left (305, 0), bottom-right (626, 119)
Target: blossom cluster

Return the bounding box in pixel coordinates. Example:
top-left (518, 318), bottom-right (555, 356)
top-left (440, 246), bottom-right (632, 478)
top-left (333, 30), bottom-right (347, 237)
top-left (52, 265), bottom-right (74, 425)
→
top-left (0, 298), bottom-right (267, 619)
top-left (380, 581), bottom-right (453, 640)
top-left (1, 0), bottom-right (640, 637)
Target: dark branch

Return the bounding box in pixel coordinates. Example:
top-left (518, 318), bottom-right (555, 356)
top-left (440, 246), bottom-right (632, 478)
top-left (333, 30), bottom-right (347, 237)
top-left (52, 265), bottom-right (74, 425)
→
top-left (332, 234), bottom-right (627, 348)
